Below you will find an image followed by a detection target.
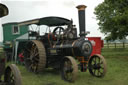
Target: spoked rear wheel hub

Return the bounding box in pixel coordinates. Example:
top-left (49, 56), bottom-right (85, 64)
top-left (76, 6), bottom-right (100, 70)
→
top-left (88, 54), bottom-right (107, 77)
top-left (93, 63), bottom-right (102, 69)
top-left (24, 40), bottom-right (46, 73)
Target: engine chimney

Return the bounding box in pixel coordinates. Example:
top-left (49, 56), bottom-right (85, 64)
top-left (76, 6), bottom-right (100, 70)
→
top-left (76, 5), bottom-right (87, 37)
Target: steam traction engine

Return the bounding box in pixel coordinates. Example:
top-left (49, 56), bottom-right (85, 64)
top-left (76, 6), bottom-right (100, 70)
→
top-left (20, 5), bottom-right (107, 82)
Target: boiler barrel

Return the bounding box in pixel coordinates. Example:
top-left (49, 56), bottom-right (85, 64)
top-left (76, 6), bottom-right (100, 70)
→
top-left (54, 40), bottom-right (92, 57)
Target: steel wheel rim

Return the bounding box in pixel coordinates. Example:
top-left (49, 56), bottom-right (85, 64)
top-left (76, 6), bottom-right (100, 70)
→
top-left (5, 68), bottom-right (15, 84)
top-left (61, 56), bottom-right (78, 82)
top-left (63, 59), bottom-right (73, 81)
top-left (24, 40), bottom-right (46, 73)
top-left (88, 54), bottom-right (107, 77)
top-left (4, 64), bottom-right (22, 85)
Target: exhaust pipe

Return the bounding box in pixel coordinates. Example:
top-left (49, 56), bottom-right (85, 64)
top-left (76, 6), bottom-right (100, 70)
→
top-left (0, 3), bottom-right (9, 18)
top-left (76, 5), bottom-right (87, 37)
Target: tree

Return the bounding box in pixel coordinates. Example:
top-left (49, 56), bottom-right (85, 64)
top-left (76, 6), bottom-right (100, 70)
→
top-left (94, 0), bottom-right (128, 41)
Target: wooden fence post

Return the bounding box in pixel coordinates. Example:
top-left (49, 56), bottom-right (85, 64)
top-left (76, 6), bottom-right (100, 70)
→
top-left (123, 42), bottom-right (125, 48)
top-left (107, 43), bottom-right (109, 48)
top-left (115, 43), bottom-right (116, 48)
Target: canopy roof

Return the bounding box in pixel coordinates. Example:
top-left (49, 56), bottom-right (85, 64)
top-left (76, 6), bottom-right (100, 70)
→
top-left (18, 16), bottom-right (72, 26)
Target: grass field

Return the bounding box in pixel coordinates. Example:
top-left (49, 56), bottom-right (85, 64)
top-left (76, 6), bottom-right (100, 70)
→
top-left (5, 48), bottom-right (128, 85)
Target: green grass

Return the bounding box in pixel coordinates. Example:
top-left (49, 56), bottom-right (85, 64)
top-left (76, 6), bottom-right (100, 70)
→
top-left (3, 48), bottom-right (128, 85)
top-left (102, 48), bottom-right (128, 57)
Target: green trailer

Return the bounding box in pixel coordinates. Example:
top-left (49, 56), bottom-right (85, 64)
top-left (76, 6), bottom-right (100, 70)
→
top-left (2, 22), bottom-right (29, 61)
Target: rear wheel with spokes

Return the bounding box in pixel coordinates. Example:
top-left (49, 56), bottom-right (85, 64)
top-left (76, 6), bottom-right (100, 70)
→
top-left (24, 40), bottom-right (46, 73)
top-left (88, 54), bottom-right (107, 77)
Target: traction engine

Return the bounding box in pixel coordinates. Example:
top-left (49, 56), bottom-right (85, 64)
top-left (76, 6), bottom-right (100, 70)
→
top-left (22, 5), bottom-right (107, 82)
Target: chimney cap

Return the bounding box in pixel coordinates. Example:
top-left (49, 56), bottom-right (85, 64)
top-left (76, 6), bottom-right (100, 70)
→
top-left (76, 5), bottom-right (87, 10)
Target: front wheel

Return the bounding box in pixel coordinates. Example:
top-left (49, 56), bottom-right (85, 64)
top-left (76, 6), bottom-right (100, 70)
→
top-left (60, 56), bottom-right (78, 82)
top-left (4, 64), bottom-right (22, 85)
top-left (88, 54), bottom-right (107, 77)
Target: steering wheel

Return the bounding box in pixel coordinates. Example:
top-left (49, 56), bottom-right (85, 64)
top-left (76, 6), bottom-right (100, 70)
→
top-left (53, 27), bottom-right (64, 38)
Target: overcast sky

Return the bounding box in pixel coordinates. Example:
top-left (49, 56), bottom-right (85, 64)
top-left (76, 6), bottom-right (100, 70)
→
top-left (0, 0), bottom-right (104, 42)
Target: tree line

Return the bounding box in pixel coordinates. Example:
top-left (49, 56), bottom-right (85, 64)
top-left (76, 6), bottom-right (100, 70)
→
top-left (94, 0), bottom-right (128, 41)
